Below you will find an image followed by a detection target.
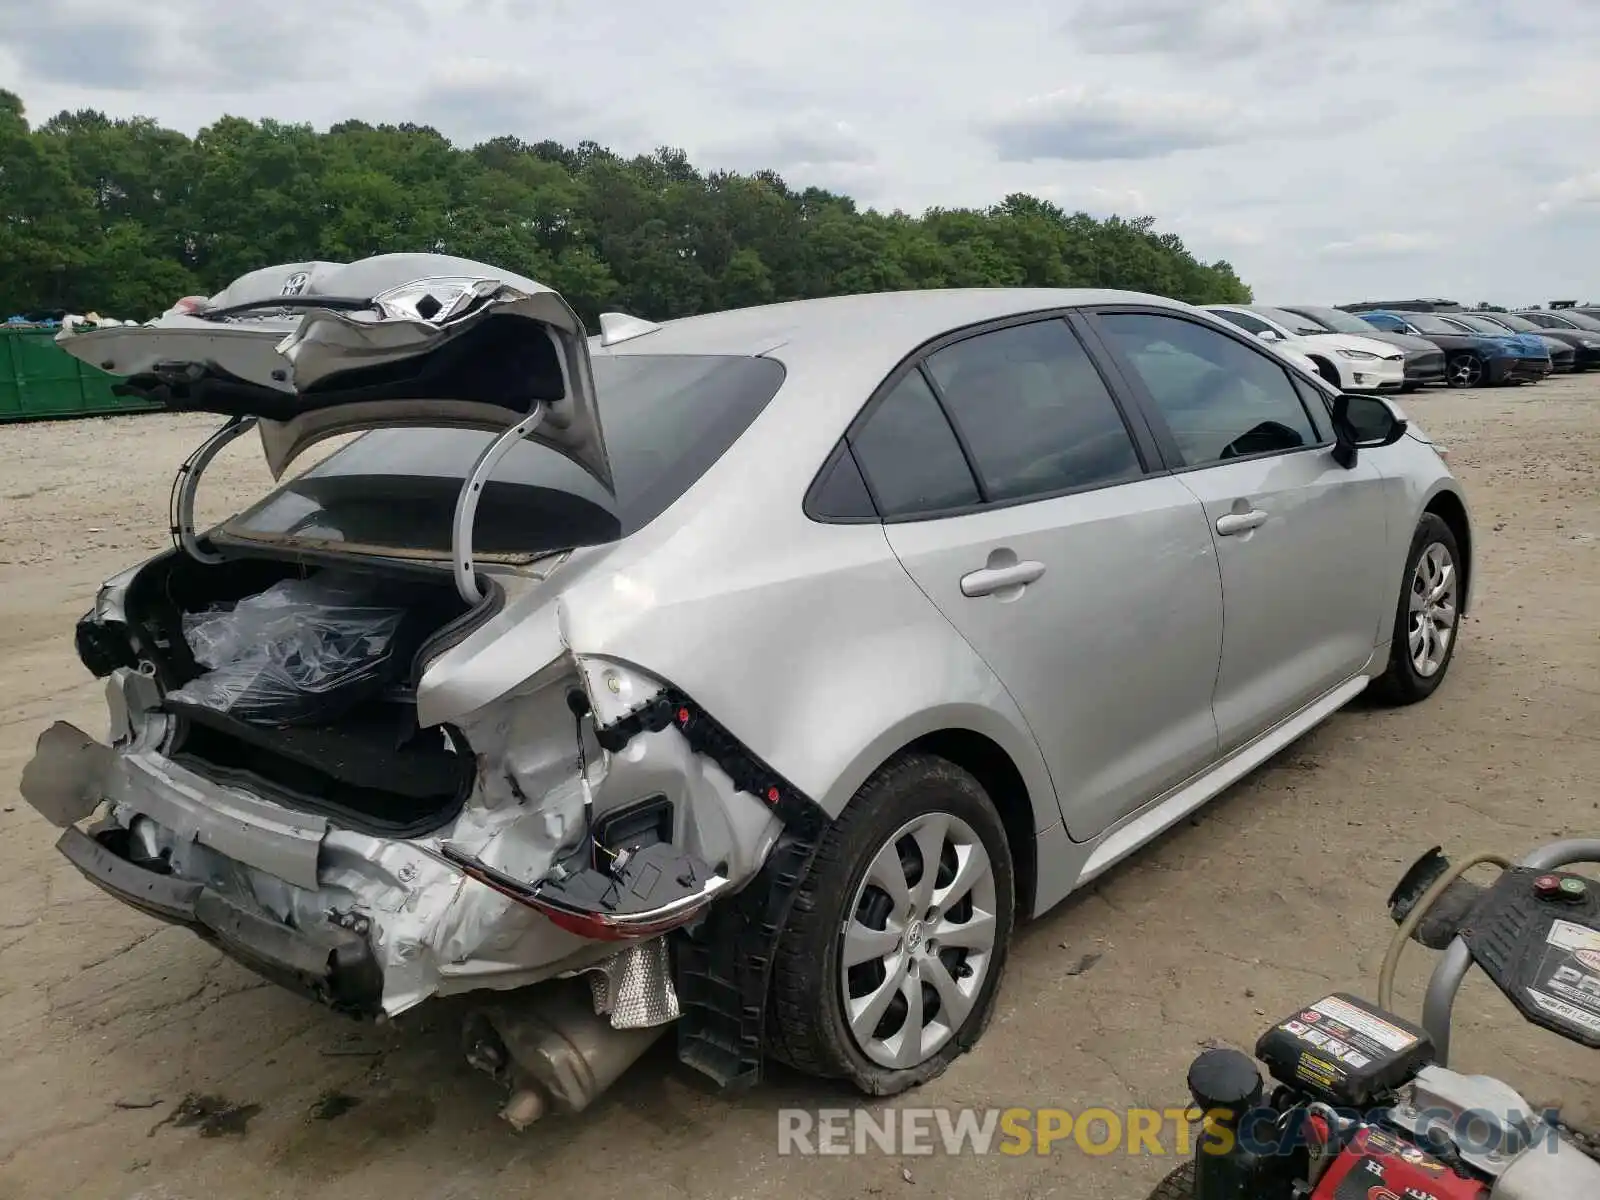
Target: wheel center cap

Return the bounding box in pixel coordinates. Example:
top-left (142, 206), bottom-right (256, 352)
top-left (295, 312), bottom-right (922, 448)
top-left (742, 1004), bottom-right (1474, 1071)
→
top-left (905, 920), bottom-right (924, 953)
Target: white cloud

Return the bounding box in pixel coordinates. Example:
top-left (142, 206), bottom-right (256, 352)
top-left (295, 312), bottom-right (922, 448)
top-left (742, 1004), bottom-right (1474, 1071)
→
top-left (984, 86), bottom-right (1247, 162)
top-left (6, 0), bottom-right (1600, 301)
top-left (1318, 232), bottom-right (1442, 259)
top-left (1538, 170), bottom-right (1600, 216)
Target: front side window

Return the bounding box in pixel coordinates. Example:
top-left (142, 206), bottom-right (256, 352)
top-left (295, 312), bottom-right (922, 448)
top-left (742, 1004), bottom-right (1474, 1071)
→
top-left (849, 369), bottom-right (980, 518)
top-left (924, 319), bottom-right (1141, 501)
top-left (1097, 312), bottom-right (1320, 467)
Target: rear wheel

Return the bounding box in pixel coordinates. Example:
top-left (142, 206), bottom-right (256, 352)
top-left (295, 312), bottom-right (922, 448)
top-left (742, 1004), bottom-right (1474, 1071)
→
top-left (767, 753), bottom-right (1015, 1095)
top-left (1446, 353), bottom-right (1483, 388)
top-left (1372, 513), bottom-right (1463, 705)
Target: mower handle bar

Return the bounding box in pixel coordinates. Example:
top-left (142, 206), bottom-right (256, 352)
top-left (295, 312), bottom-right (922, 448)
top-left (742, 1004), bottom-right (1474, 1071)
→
top-left (1421, 837), bottom-right (1600, 1066)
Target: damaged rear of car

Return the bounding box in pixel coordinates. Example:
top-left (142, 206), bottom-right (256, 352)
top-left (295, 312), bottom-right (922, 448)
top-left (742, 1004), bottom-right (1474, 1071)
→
top-left (22, 254), bottom-right (829, 1119)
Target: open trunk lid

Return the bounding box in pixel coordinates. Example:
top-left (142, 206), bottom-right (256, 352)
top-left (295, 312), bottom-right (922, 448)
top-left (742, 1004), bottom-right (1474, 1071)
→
top-left (56, 254), bottom-right (612, 602)
top-left (56, 253), bottom-right (608, 486)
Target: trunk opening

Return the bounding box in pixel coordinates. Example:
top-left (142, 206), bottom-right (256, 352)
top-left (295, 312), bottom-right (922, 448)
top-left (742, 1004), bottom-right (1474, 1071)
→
top-left (102, 549), bottom-right (496, 836)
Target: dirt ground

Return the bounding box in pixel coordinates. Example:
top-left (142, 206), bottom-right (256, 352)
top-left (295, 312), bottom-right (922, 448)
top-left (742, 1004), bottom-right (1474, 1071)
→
top-left (1, 376), bottom-right (1597, 1200)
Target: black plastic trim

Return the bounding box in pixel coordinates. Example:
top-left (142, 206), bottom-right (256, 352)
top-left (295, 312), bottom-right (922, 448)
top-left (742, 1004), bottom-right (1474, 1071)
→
top-left (57, 825), bottom-right (383, 1017)
top-left (593, 687), bottom-right (829, 1088)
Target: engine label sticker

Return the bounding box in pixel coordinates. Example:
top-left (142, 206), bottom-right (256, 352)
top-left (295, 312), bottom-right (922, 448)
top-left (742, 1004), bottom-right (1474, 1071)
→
top-left (1527, 918), bottom-right (1600, 1037)
top-left (1310, 995), bottom-right (1417, 1051)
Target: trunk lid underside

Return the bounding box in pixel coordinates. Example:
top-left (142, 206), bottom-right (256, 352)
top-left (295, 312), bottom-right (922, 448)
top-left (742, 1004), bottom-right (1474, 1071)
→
top-left (55, 253), bottom-right (614, 603)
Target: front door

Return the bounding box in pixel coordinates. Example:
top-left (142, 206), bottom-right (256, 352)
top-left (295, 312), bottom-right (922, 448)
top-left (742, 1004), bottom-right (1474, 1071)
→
top-left (846, 316), bottom-right (1225, 841)
top-left (1090, 309), bottom-right (1392, 750)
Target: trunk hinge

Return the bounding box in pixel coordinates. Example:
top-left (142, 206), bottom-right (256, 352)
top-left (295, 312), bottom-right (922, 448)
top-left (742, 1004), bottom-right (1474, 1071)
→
top-left (452, 402), bottom-right (546, 605)
top-left (172, 416), bottom-right (260, 564)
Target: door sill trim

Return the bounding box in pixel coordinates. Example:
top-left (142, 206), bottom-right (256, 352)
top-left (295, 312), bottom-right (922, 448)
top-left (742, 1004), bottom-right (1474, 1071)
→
top-left (1072, 673), bottom-right (1369, 888)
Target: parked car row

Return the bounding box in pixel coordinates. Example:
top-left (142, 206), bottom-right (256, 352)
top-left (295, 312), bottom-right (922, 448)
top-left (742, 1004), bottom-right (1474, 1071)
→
top-left (1204, 300), bottom-right (1600, 391)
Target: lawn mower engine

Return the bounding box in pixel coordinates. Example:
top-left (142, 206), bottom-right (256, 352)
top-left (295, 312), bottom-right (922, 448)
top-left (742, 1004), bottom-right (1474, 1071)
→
top-left (1176, 994), bottom-right (1501, 1200)
top-left (1148, 838), bottom-right (1600, 1200)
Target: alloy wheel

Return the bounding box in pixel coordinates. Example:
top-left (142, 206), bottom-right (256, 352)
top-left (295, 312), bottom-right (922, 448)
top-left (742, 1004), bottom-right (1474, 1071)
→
top-left (838, 811), bottom-right (998, 1069)
top-left (1447, 355), bottom-right (1482, 388)
top-left (1408, 542), bottom-right (1458, 677)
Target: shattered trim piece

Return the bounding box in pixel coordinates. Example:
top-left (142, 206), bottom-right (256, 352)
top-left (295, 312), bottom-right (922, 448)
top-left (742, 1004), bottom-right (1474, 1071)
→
top-left (594, 689), bottom-right (828, 840)
top-left (592, 687), bottom-right (831, 1089)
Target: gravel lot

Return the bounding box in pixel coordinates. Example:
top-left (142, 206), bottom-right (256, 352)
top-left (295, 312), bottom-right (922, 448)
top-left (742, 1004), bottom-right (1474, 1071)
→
top-left (2, 376), bottom-right (1597, 1200)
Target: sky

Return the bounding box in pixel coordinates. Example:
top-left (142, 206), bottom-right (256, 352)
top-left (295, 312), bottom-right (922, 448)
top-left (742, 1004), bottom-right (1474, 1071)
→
top-left (5, 0), bottom-right (1600, 306)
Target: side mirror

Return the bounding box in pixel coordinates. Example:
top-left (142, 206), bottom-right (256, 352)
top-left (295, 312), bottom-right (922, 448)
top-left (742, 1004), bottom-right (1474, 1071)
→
top-left (1331, 393), bottom-right (1407, 467)
top-left (1255, 329), bottom-right (1282, 343)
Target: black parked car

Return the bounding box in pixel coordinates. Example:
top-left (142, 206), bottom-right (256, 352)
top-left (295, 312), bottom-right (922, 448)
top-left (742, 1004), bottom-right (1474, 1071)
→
top-left (1518, 309), bottom-right (1600, 342)
top-left (1439, 313), bottom-right (1577, 373)
top-left (1475, 311), bottom-right (1600, 371)
top-left (1278, 304), bottom-right (1447, 390)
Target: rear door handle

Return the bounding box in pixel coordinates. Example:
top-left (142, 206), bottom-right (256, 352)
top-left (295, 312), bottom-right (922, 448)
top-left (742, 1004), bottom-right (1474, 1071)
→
top-left (961, 560), bottom-right (1046, 597)
top-left (1215, 510), bottom-right (1269, 536)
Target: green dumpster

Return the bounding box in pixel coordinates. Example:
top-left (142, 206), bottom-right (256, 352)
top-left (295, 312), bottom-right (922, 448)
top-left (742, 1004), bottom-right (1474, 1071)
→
top-left (0, 326), bottom-right (159, 423)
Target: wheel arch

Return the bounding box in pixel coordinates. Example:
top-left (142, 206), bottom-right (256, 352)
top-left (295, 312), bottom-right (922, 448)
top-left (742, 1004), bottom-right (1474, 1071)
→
top-left (901, 728), bottom-right (1039, 918)
top-left (1423, 488), bottom-right (1473, 615)
top-left (1306, 353), bottom-right (1341, 387)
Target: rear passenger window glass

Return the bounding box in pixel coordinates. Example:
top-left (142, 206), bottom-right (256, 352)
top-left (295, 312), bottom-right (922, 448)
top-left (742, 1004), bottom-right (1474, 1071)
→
top-left (1098, 312), bottom-right (1321, 467)
top-left (925, 320), bottom-right (1141, 501)
top-left (850, 370), bottom-right (979, 517)
top-left (808, 443), bottom-right (877, 520)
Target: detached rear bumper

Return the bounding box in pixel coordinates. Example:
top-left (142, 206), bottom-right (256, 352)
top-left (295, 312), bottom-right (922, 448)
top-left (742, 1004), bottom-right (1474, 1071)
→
top-left (57, 824), bottom-right (384, 1016)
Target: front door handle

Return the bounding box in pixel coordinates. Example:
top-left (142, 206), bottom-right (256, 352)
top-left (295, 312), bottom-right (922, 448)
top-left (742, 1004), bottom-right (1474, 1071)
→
top-left (961, 560), bottom-right (1046, 597)
top-left (1215, 510), bottom-right (1269, 536)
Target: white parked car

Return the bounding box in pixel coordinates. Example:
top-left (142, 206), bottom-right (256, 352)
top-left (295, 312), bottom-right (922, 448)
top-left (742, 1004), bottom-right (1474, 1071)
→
top-left (1206, 305), bottom-right (1406, 393)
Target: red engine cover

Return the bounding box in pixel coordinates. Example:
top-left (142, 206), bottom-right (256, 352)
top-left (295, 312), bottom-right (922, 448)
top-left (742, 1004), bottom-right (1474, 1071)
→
top-left (1311, 1127), bottom-right (1488, 1200)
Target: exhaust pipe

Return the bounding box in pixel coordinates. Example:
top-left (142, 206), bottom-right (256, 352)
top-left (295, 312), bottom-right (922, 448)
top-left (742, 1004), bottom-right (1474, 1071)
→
top-left (463, 980), bottom-right (668, 1130)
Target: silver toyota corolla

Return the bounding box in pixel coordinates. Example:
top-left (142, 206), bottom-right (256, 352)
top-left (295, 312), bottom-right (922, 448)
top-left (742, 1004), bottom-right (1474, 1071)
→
top-left (21, 254), bottom-right (1471, 1112)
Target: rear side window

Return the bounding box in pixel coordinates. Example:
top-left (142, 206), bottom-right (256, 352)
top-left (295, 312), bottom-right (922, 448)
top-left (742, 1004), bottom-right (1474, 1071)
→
top-left (850, 370), bottom-right (979, 517)
top-left (924, 319), bottom-right (1141, 501)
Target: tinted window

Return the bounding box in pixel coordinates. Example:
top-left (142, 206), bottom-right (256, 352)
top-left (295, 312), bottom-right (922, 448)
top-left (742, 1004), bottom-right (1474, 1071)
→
top-left (1099, 312), bottom-right (1320, 467)
top-left (808, 444), bottom-right (877, 520)
top-left (1404, 313), bottom-right (1459, 335)
top-left (1209, 308), bottom-right (1274, 336)
top-left (1487, 313), bottom-right (1539, 332)
top-left (230, 354), bottom-right (785, 557)
top-left (1286, 306), bottom-right (1379, 336)
top-left (924, 320), bottom-right (1140, 501)
top-left (1255, 307), bottom-right (1332, 337)
top-left (850, 369), bottom-right (979, 517)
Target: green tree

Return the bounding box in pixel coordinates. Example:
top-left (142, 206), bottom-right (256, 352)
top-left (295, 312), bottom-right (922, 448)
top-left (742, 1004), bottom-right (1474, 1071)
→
top-left (0, 93), bottom-right (1254, 323)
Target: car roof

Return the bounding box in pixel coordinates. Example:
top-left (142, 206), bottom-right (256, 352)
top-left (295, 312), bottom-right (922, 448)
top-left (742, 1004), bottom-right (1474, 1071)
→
top-left (593, 287), bottom-right (1195, 361)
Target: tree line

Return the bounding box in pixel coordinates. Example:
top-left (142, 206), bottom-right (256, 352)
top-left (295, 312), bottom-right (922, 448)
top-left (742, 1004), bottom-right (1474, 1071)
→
top-left (0, 89), bottom-right (1252, 327)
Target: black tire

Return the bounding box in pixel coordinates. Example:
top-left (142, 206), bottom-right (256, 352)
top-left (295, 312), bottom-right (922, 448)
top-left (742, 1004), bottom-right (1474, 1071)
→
top-left (1400, 381), bottom-right (1420, 393)
top-left (1309, 357), bottom-right (1340, 387)
top-left (1144, 1160), bottom-right (1195, 1200)
top-left (766, 753), bottom-right (1015, 1095)
top-left (1446, 352), bottom-right (1484, 389)
top-left (1371, 513), bottom-right (1464, 705)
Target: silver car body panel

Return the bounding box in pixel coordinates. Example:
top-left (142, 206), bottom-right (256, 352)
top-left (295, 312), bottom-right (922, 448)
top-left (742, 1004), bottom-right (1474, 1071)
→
top-left (24, 282), bottom-right (1472, 1017)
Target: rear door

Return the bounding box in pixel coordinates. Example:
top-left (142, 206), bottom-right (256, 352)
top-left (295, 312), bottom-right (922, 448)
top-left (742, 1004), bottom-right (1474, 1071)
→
top-left (1085, 308), bottom-right (1391, 752)
top-left (848, 314), bottom-right (1225, 841)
